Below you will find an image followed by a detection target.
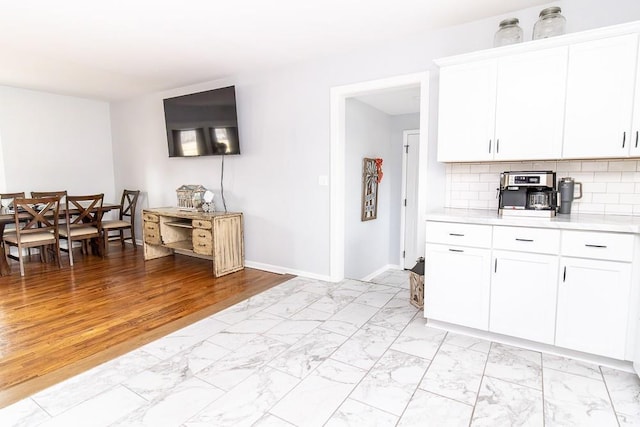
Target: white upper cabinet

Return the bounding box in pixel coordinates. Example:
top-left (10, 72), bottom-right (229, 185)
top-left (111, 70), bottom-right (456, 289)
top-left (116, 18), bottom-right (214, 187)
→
top-left (436, 22), bottom-right (640, 162)
top-left (437, 60), bottom-right (497, 162)
top-left (632, 39), bottom-right (640, 157)
top-left (494, 47), bottom-right (567, 161)
top-left (437, 48), bottom-right (567, 162)
top-left (563, 34), bottom-right (639, 159)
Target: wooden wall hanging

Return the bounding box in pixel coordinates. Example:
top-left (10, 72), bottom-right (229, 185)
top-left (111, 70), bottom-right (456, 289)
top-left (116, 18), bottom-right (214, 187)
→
top-left (361, 157), bottom-right (382, 221)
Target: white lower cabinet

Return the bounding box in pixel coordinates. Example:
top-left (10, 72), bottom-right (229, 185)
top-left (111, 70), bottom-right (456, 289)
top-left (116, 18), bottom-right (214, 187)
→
top-left (490, 250), bottom-right (559, 344)
top-left (556, 257), bottom-right (632, 359)
top-left (425, 220), bottom-right (639, 362)
top-left (425, 243), bottom-right (491, 330)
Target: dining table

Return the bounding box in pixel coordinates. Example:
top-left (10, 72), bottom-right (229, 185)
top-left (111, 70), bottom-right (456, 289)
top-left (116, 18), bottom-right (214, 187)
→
top-left (0, 202), bottom-right (121, 276)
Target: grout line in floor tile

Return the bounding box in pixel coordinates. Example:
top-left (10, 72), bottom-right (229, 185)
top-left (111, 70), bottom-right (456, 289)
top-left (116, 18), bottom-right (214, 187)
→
top-left (599, 365), bottom-right (624, 427)
top-left (468, 341), bottom-right (494, 427)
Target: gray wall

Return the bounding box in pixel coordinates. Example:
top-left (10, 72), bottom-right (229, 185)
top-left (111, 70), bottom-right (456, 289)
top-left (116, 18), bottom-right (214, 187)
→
top-left (108, 0), bottom-right (640, 279)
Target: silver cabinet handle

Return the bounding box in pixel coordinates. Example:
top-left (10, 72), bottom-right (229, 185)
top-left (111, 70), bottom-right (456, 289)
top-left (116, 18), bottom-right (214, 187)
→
top-left (636, 131), bottom-right (639, 148)
top-left (563, 266), bottom-right (567, 282)
top-left (449, 233), bottom-right (464, 237)
top-left (515, 238), bottom-right (533, 242)
top-left (585, 244), bottom-right (607, 248)
top-left (488, 139), bottom-right (492, 153)
top-left (496, 139), bottom-right (500, 153)
top-left (448, 248), bottom-right (463, 252)
top-left (623, 131), bottom-right (627, 148)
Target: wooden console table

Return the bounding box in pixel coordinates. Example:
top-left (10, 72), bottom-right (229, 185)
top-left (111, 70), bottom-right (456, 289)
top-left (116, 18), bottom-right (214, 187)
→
top-left (142, 208), bottom-right (244, 277)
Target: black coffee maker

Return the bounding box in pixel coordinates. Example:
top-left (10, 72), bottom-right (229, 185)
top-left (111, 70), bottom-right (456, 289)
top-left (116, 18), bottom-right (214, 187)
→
top-left (498, 171), bottom-right (558, 217)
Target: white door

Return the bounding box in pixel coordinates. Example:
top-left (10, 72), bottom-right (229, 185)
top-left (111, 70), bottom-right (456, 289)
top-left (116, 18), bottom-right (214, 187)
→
top-left (490, 250), bottom-right (559, 344)
top-left (556, 257), bottom-right (632, 359)
top-left (424, 243), bottom-right (491, 330)
top-left (563, 34), bottom-right (638, 159)
top-left (494, 47), bottom-right (567, 161)
top-left (437, 59), bottom-right (497, 162)
top-left (402, 130), bottom-right (419, 269)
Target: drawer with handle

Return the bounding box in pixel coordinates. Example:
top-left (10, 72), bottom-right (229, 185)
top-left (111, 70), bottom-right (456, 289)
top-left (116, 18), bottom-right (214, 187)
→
top-left (192, 219), bottom-right (213, 229)
top-left (142, 212), bottom-right (159, 223)
top-left (192, 228), bottom-right (213, 255)
top-left (493, 226), bottom-right (560, 254)
top-left (561, 230), bottom-right (634, 262)
top-left (143, 221), bottom-right (161, 245)
top-left (425, 221), bottom-right (492, 248)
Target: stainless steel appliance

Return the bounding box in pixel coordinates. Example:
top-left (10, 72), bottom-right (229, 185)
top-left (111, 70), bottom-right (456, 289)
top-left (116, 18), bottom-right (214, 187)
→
top-left (558, 177), bottom-right (583, 214)
top-left (499, 171), bottom-right (558, 217)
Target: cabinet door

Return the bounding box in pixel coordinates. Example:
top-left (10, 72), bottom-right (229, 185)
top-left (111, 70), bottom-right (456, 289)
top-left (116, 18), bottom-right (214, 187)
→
top-left (631, 38), bottom-right (640, 158)
top-left (563, 34), bottom-right (638, 159)
top-left (424, 243), bottom-right (491, 330)
top-left (494, 47), bottom-right (567, 161)
top-left (556, 257), bottom-right (632, 359)
top-left (490, 251), bottom-right (559, 344)
top-left (437, 60), bottom-right (497, 162)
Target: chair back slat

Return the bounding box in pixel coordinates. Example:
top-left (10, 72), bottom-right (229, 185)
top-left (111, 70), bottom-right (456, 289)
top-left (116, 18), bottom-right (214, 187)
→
top-left (31, 191), bottom-right (67, 203)
top-left (66, 194), bottom-right (104, 228)
top-left (13, 196), bottom-right (60, 236)
top-left (120, 190), bottom-right (140, 220)
top-left (1, 192), bottom-right (26, 209)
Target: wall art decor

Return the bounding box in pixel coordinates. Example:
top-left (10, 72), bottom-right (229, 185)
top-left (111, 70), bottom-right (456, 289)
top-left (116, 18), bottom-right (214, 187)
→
top-left (361, 157), bottom-right (383, 221)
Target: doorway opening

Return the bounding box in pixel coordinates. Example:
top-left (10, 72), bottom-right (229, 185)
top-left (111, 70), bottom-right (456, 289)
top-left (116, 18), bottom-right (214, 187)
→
top-left (329, 72), bottom-right (432, 282)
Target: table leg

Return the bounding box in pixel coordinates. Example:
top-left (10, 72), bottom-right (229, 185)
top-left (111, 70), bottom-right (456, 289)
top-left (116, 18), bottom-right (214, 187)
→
top-left (0, 223), bottom-right (10, 276)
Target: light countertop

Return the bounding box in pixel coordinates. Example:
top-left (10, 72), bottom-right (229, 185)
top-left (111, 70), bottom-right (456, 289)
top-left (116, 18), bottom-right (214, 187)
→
top-left (426, 208), bottom-right (640, 234)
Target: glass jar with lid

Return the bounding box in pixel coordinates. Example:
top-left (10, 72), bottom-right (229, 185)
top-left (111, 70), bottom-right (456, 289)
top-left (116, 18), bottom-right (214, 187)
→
top-left (494, 18), bottom-right (523, 47)
top-left (533, 7), bottom-right (566, 40)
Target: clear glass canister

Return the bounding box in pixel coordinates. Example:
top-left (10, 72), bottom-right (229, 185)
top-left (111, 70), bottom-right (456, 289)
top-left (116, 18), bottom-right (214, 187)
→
top-left (533, 7), bottom-right (566, 40)
top-left (494, 18), bottom-right (523, 47)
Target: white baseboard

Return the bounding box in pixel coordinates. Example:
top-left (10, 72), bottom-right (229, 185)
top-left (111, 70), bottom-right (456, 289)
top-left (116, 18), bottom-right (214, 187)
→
top-left (426, 319), bottom-right (635, 373)
top-left (361, 264), bottom-right (403, 282)
top-left (244, 260), bottom-right (333, 282)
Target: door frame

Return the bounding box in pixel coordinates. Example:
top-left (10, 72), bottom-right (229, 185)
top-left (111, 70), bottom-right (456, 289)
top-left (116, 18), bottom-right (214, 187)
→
top-left (400, 129), bottom-right (420, 267)
top-left (329, 72), bottom-right (430, 282)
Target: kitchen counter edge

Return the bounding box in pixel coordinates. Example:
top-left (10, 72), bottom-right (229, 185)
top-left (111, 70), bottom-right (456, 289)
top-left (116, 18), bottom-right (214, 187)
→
top-left (426, 208), bottom-right (640, 234)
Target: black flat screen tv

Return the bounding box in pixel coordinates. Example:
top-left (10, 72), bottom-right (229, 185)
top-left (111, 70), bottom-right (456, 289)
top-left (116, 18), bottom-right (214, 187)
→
top-left (163, 86), bottom-right (240, 157)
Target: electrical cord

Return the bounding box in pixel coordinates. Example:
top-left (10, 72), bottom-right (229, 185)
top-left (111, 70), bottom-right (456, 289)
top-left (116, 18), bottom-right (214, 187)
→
top-left (220, 153), bottom-right (228, 212)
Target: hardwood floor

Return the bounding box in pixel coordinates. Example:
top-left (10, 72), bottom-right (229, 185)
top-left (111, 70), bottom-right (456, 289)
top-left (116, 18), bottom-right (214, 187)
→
top-left (0, 244), bottom-right (293, 409)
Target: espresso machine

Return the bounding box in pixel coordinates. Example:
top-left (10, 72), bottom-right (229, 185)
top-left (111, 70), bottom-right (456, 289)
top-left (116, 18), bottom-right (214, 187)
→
top-left (498, 171), bottom-right (558, 217)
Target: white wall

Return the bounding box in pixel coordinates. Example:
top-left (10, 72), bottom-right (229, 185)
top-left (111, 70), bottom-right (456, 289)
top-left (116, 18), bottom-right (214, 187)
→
top-left (109, 0), bottom-right (640, 278)
top-left (0, 86), bottom-right (115, 201)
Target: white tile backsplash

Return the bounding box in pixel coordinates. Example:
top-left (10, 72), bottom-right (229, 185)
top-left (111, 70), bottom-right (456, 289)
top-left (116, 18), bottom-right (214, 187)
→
top-left (445, 160), bottom-right (640, 216)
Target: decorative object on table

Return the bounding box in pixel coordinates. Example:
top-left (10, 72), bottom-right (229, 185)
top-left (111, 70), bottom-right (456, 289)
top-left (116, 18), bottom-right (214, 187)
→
top-left (409, 257), bottom-right (425, 309)
top-left (494, 18), bottom-right (523, 47)
top-left (558, 177), bottom-right (582, 214)
top-left (533, 7), bottom-right (566, 40)
top-left (201, 190), bottom-right (216, 212)
top-left (361, 157), bottom-right (382, 221)
top-left (176, 185), bottom-right (207, 210)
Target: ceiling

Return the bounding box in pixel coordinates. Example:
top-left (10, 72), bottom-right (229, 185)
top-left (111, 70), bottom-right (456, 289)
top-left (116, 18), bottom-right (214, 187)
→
top-left (0, 0), bottom-right (550, 101)
top-left (354, 86), bottom-right (422, 116)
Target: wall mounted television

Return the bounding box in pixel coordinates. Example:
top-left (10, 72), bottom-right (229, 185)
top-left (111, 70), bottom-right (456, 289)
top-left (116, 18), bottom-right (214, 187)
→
top-left (163, 86), bottom-right (240, 157)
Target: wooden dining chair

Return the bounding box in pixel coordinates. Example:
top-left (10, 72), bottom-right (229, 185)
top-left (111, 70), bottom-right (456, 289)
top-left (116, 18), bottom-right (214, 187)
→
top-left (3, 196), bottom-right (62, 276)
top-left (31, 191), bottom-right (68, 259)
top-left (0, 192), bottom-right (25, 209)
top-left (59, 194), bottom-right (104, 266)
top-left (101, 189), bottom-right (140, 253)
top-left (0, 192), bottom-right (26, 253)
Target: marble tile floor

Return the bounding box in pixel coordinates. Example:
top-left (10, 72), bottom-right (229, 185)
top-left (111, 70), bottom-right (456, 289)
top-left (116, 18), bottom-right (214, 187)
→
top-left (2, 269), bottom-right (640, 426)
